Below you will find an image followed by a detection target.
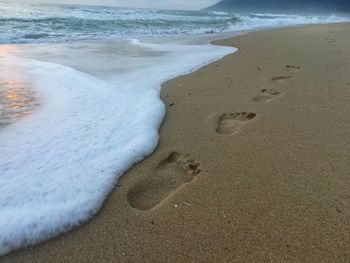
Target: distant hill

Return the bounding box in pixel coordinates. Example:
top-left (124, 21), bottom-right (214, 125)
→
top-left (206, 0), bottom-right (350, 14)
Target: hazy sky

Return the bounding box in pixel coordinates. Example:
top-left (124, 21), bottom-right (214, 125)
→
top-left (16, 0), bottom-right (221, 10)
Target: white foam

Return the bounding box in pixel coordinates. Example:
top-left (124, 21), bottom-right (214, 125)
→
top-left (0, 41), bottom-right (235, 255)
top-left (230, 13), bottom-right (349, 31)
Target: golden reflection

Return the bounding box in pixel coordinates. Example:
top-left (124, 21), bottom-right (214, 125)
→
top-left (0, 45), bottom-right (38, 126)
top-left (0, 79), bottom-right (37, 126)
top-left (4, 87), bottom-right (19, 101)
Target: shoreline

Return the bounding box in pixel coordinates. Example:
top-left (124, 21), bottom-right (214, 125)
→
top-left (4, 22), bottom-right (350, 262)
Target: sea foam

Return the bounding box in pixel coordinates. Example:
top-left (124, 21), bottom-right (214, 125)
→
top-left (0, 41), bottom-right (235, 255)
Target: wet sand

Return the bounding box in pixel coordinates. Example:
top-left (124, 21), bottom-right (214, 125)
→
top-left (3, 23), bottom-right (350, 262)
top-left (0, 81), bottom-right (38, 127)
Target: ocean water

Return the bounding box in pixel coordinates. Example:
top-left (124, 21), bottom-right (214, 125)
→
top-left (0, 2), bottom-right (348, 255)
top-left (0, 3), bottom-right (348, 43)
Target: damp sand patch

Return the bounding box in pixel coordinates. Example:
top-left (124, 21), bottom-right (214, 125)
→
top-left (0, 81), bottom-right (39, 128)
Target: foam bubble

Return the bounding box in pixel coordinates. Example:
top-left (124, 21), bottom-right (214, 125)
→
top-left (0, 41), bottom-right (235, 255)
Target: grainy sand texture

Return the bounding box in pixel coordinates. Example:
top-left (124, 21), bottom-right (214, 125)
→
top-left (3, 23), bottom-right (350, 262)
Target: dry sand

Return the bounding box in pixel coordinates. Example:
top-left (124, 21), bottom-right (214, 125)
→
top-left (3, 23), bottom-right (350, 262)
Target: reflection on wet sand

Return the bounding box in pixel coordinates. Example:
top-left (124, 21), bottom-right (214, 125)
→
top-left (0, 80), bottom-right (38, 127)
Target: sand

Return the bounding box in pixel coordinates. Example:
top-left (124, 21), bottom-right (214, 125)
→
top-left (3, 23), bottom-right (350, 262)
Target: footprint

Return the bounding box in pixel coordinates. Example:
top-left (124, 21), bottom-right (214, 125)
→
top-left (127, 152), bottom-right (201, 211)
top-left (272, 75), bottom-right (293, 81)
top-left (335, 194), bottom-right (350, 215)
top-left (285, 65), bottom-right (301, 72)
top-left (253, 89), bottom-right (281, 102)
top-left (216, 112), bottom-right (256, 136)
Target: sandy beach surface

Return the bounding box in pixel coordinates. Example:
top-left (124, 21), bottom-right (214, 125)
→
top-left (3, 23), bottom-right (350, 262)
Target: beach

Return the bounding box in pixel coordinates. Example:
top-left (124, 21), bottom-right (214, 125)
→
top-left (3, 23), bottom-right (350, 262)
